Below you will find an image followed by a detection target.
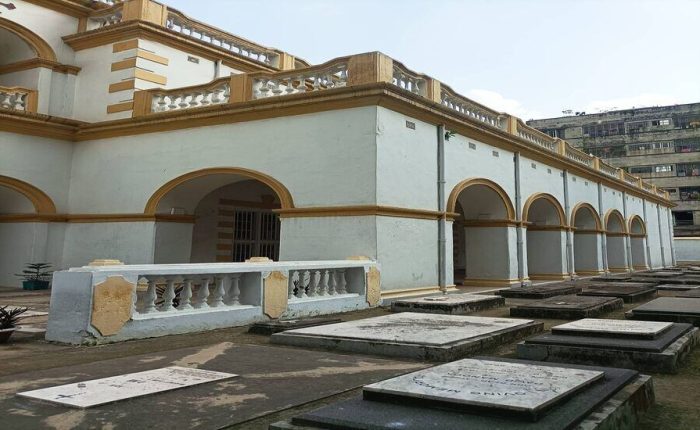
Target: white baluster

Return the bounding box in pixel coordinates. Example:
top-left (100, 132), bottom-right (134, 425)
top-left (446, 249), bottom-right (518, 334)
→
top-left (308, 270), bottom-right (320, 297)
top-left (226, 274), bottom-right (241, 306)
top-left (297, 270), bottom-right (308, 299)
top-left (296, 76), bottom-right (307, 93)
top-left (167, 96), bottom-right (178, 110)
top-left (161, 278), bottom-right (176, 311)
top-left (211, 276), bottom-right (227, 307)
top-left (178, 94), bottom-right (190, 109)
top-left (14, 94), bottom-right (26, 110)
top-left (337, 269), bottom-right (347, 294)
top-left (179, 279), bottom-right (193, 310)
top-left (320, 270), bottom-right (330, 296)
top-left (194, 278), bottom-right (210, 309)
top-left (1, 94), bottom-right (12, 109)
top-left (133, 277), bottom-right (147, 315)
top-left (143, 278), bottom-right (158, 313)
top-left (329, 271), bottom-right (338, 295)
top-left (288, 271), bottom-right (297, 300)
top-left (200, 91), bottom-right (212, 106)
top-left (189, 92), bottom-right (201, 107)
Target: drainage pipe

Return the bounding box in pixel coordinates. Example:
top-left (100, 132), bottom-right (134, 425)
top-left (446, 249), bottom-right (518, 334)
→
top-left (514, 152), bottom-right (525, 285)
top-left (562, 170), bottom-right (574, 277)
top-left (437, 124), bottom-right (447, 293)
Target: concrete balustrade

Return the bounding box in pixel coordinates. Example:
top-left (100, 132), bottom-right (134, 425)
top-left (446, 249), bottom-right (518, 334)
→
top-left (0, 86), bottom-right (37, 113)
top-left (46, 260), bottom-right (381, 345)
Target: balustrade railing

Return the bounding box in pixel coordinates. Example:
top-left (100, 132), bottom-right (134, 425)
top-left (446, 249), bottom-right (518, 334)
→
top-left (48, 260), bottom-right (379, 344)
top-left (622, 171), bottom-right (639, 185)
top-left (441, 84), bottom-right (504, 130)
top-left (516, 121), bottom-right (557, 152)
top-left (642, 182), bottom-right (654, 192)
top-left (392, 61), bottom-right (427, 97)
top-left (565, 145), bottom-right (594, 167)
top-left (598, 160), bottom-right (619, 178)
top-left (165, 9), bottom-right (279, 67)
top-left (150, 79), bottom-right (230, 113)
top-left (86, 8), bottom-right (123, 30)
top-left (251, 58), bottom-right (349, 99)
top-left (0, 86), bottom-right (36, 112)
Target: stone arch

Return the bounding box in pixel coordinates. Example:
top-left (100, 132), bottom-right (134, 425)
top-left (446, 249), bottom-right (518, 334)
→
top-left (628, 215), bottom-right (647, 236)
top-left (0, 175), bottom-right (56, 214)
top-left (523, 193), bottom-right (568, 280)
top-left (570, 202), bottom-right (602, 230)
top-left (144, 167), bottom-right (294, 215)
top-left (447, 178), bottom-right (515, 220)
top-left (0, 18), bottom-right (57, 62)
top-left (604, 209), bottom-right (627, 233)
top-left (522, 193), bottom-right (567, 226)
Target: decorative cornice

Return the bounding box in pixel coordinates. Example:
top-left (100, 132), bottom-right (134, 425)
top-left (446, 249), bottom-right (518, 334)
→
top-left (0, 213), bottom-right (195, 223)
top-left (18, 0), bottom-right (94, 17)
top-left (0, 83), bottom-right (675, 207)
top-left (276, 205), bottom-right (454, 221)
top-left (62, 20), bottom-right (278, 73)
top-left (0, 58), bottom-right (81, 75)
top-left (0, 110), bottom-right (82, 140)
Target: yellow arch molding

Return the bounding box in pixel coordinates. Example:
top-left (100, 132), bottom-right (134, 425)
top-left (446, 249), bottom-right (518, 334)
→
top-left (447, 178), bottom-right (516, 220)
top-left (144, 167), bottom-right (295, 215)
top-left (522, 192), bottom-right (567, 226)
top-left (604, 209), bottom-right (627, 234)
top-left (570, 202), bottom-right (602, 230)
top-left (0, 18), bottom-right (57, 61)
top-left (628, 215), bottom-right (647, 236)
top-left (0, 175), bottom-right (57, 214)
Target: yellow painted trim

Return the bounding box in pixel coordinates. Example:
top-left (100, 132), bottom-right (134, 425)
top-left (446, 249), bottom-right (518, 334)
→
top-left (106, 101), bottom-right (134, 114)
top-left (134, 69), bottom-right (167, 85)
top-left (447, 178), bottom-right (516, 220)
top-left (628, 215), bottom-right (647, 235)
top-left (527, 225), bottom-right (568, 231)
top-left (111, 58), bottom-right (137, 72)
top-left (277, 205), bottom-right (453, 220)
top-left (380, 285), bottom-right (458, 300)
top-left (136, 49), bottom-right (169, 65)
top-left (608, 266), bottom-right (630, 273)
top-left (0, 175), bottom-right (57, 214)
top-left (0, 58), bottom-right (80, 75)
top-left (604, 209), bottom-right (627, 234)
top-left (529, 273), bottom-right (570, 281)
top-left (21, 0), bottom-right (94, 17)
top-left (0, 17), bottom-right (57, 61)
top-left (461, 219), bottom-right (518, 228)
top-left (113, 39), bottom-right (140, 53)
top-left (633, 265), bottom-right (650, 270)
top-left (522, 192), bottom-right (567, 226)
top-left (144, 167), bottom-right (295, 214)
top-left (574, 228), bottom-right (605, 234)
top-left (0, 214), bottom-right (195, 223)
top-left (461, 278), bottom-right (521, 287)
top-left (570, 202), bottom-right (602, 230)
top-left (109, 80), bottom-right (136, 93)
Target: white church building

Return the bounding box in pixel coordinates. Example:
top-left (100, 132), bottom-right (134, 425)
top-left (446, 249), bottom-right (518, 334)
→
top-left (1, 0), bottom-right (675, 301)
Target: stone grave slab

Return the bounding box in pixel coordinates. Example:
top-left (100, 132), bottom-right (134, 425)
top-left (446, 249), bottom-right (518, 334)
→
top-left (362, 358), bottom-right (604, 421)
top-left (578, 284), bottom-right (657, 303)
top-left (270, 357), bottom-right (653, 430)
top-left (635, 271), bottom-right (683, 278)
top-left (518, 320), bottom-right (698, 373)
top-left (510, 295), bottom-right (623, 319)
top-left (626, 297), bottom-right (700, 325)
top-left (591, 275), bottom-right (633, 282)
top-left (17, 366), bottom-right (237, 408)
top-left (497, 284), bottom-right (582, 299)
top-left (248, 317), bottom-right (342, 335)
top-left (270, 312), bottom-right (543, 361)
top-left (552, 318), bottom-right (672, 339)
top-left (656, 284), bottom-right (700, 292)
top-left (675, 289), bottom-right (700, 298)
top-left (390, 293), bottom-right (504, 315)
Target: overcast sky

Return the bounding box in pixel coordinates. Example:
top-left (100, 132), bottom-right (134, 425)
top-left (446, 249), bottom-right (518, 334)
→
top-left (164, 0), bottom-right (700, 120)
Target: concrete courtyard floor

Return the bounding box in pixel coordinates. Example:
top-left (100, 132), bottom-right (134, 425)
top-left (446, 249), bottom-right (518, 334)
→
top-left (0, 286), bottom-right (698, 429)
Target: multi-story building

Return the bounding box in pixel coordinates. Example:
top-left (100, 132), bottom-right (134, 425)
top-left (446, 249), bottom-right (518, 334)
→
top-left (1, 0), bottom-right (674, 299)
top-left (528, 104), bottom-right (700, 235)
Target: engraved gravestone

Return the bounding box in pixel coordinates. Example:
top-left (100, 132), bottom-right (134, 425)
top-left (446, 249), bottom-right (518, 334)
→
top-left (552, 318), bottom-right (672, 339)
top-left (363, 358), bottom-right (604, 420)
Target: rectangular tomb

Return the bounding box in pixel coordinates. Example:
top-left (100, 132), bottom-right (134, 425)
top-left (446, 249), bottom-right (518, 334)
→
top-left (626, 297), bottom-right (700, 325)
top-left (270, 312), bottom-right (542, 361)
top-left (271, 357), bottom-right (654, 430)
top-left (577, 285), bottom-right (657, 303)
top-left (17, 367), bottom-right (237, 408)
top-left (518, 319), bottom-right (698, 373)
top-left (510, 295), bottom-right (624, 319)
top-left (363, 358), bottom-right (604, 421)
top-left (390, 293), bottom-right (504, 315)
top-left (497, 284), bottom-right (582, 299)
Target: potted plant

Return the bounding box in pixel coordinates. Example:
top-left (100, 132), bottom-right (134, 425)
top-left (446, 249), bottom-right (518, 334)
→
top-left (0, 306), bottom-right (28, 343)
top-left (15, 263), bottom-right (52, 290)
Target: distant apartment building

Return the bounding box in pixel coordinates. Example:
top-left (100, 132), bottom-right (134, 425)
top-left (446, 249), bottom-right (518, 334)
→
top-left (528, 103), bottom-right (700, 236)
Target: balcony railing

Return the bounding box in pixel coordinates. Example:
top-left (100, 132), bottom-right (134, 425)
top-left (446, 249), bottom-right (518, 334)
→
top-left (130, 51), bottom-right (666, 201)
top-left (47, 259), bottom-right (380, 344)
top-left (164, 9), bottom-right (280, 67)
top-left (0, 86), bottom-right (37, 113)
